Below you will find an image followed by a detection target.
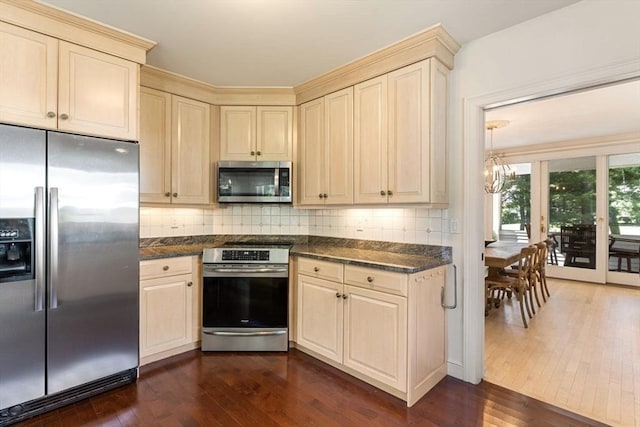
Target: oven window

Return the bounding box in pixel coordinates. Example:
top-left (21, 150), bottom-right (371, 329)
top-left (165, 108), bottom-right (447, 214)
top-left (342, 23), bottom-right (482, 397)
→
top-left (203, 277), bottom-right (288, 328)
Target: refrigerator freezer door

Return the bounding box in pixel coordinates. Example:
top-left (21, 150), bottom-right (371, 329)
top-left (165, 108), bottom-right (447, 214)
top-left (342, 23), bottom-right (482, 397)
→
top-left (0, 124), bottom-right (46, 408)
top-left (46, 132), bottom-right (139, 394)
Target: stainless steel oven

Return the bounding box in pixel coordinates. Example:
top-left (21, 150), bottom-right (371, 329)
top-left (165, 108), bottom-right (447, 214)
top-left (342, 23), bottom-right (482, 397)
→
top-left (201, 244), bottom-right (290, 351)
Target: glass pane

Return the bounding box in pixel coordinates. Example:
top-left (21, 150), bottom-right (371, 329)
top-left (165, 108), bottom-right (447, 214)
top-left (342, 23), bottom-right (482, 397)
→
top-left (498, 163), bottom-right (531, 243)
top-left (548, 157), bottom-right (596, 269)
top-left (608, 153), bottom-right (640, 273)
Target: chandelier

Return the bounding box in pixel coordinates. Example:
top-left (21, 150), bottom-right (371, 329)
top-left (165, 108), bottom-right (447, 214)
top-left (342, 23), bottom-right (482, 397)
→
top-left (484, 120), bottom-right (513, 193)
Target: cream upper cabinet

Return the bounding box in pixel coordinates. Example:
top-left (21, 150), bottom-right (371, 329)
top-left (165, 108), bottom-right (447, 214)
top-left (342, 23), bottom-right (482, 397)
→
top-left (139, 87), bottom-right (211, 205)
top-left (58, 41), bottom-right (138, 140)
top-left (140, 87), bottom-right (171, 203)
top-left (354, 59), bottom-right (449, 205)
top-left (0, 22), bottom-right (58, 129)
top-left (220, 106), bottom-right (292, 161)
top-left (354, 75), bottom-right (388, 204)
top-left (298, 87), bottom-right (353, 206)
top-left (171, 95), bottom-right (211, 204)
top-left (0, 22), bottom-right (139, 140)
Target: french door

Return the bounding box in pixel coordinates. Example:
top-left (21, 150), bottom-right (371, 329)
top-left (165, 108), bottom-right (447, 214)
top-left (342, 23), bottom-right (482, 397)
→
top-left (494, 153), bottom-right (639, 286)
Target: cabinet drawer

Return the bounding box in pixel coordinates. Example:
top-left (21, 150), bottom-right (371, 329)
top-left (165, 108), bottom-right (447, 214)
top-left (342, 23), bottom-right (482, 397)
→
top-left (298, 257), bottom-right (343, 283)
top-left (140, 256), bottom-right (193, 280)
top-left (344, 265), bottom-right (407, 296)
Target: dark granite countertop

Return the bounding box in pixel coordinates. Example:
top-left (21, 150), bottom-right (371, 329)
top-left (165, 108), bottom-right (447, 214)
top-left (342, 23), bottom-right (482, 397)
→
top-left (290, 243), bottom-right (450, 274)
top-left (139, 235), bottom-right (452, 273)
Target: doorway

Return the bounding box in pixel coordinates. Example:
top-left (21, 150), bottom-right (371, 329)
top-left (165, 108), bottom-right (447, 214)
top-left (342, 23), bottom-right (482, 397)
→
top-left (486, 152), bottom-right (640, 286)
top-left (461, 66), bottom-right (640, 389)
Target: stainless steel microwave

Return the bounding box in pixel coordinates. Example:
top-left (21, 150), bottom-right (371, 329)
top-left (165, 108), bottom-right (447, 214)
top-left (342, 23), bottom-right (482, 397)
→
top-left (217, 161), bottom-right (292, 203)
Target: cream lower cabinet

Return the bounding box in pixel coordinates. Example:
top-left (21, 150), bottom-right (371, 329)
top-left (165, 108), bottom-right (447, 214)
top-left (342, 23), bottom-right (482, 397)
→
top-left (0, 21), bottom-right (138, 140)
top-left (140, 87), bottom-right (211, 204)
top-left (296, 257), bottom-right (447, 406)
top-left (139, 256), bottom-right (201, 365)
top-left (354, 58), bottom-right (449, 205)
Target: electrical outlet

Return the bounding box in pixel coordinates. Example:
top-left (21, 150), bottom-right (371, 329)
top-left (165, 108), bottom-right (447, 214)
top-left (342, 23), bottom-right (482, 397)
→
top-left (450, 218), bottom-right (459, 234)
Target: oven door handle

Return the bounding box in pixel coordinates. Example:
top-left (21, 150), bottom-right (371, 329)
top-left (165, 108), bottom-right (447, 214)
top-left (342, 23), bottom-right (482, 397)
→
top-left (203, 330), bottom-right (287, 337)
top-left (205, 267), bottom-right (288, 274)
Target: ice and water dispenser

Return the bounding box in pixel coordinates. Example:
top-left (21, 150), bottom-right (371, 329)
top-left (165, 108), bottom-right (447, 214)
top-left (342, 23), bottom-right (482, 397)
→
top-left (0, 218), bottom-right (34, 283)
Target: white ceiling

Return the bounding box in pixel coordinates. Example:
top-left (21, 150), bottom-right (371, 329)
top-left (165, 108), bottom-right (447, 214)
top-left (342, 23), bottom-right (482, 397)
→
top-left (37, 0), bottom-right (639, 147)
top-left (485, 79), bottom-right (640, 149)
top-left (40, 0), bottom-right (579, 87)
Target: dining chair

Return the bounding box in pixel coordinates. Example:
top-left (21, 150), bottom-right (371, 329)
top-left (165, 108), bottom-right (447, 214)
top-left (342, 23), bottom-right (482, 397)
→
top-left (504, 244), bottom-right (540, 315)
top-left (536, 241), bottom-right (551, 300)
top-left (485, 246), bottom-right (537, 328)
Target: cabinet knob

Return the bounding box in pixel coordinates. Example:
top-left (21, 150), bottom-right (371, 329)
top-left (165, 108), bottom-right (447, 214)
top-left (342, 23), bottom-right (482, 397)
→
top-left (251, 151), bottom-right (256, 156)
top-left (323, 194), bottom-right (328, 199)
top-left (173, 193), bottom-right (178, 198)
top-left (187, 281), bottom-right (193, 287)
top-left (59, 113), bottom-right (69, 120)
top-left (164, 192), bottom-right (171, 197)
top-left (367, 276), bottom-right (374, 283)
top-left (256, 151), bottom-right (261, 156)
top-left (342, 294), bottom-right (348, 300)
top-left (313, 267), bottom-right (319, 272)
top-left (46, 111), bottom-right (56, 118)
top-left (318, 193), bottom-right (323, 199)
top-left (162, 265), bottom-right (169, 271)
top-left (336, 292), bottom-right (341, 298)
top-left (380, 190), bottom-right (386, 196)
top-left (387, 190), bottom-right (393, 197)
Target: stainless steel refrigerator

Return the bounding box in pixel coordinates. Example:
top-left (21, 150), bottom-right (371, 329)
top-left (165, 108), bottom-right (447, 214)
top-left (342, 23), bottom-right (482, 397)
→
top-left (0, 123), bottom-right (139, 424)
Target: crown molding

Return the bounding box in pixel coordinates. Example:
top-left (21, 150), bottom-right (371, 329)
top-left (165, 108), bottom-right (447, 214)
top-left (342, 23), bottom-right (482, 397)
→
top-left (0, 0), bottom-right (156, 63)
top-left (294, 24), bottom-right (460, 104)
top-left (498, 132), bottom-right (640, 160)
top-left (141, 65), bottom-right (296, 106)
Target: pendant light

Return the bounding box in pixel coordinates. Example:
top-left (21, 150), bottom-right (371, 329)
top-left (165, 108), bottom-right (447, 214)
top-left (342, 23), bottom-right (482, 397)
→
top-left (484, 120), bottom-right (513, 193)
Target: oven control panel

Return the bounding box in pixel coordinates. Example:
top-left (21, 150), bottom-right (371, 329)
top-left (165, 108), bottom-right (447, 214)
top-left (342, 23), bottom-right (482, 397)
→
top-left (203, 246), bottom-right (290, 265)
top-left (221, 250), bottom-right (270, 261)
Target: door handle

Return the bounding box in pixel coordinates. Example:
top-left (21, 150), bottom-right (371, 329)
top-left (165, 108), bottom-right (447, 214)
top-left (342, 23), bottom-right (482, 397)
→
top-left (441, 264), bottom-right (457, 310)
top-left (35, 187), bottom-right (45, 312)
top-left (48, 187), bottom-right (59, 309)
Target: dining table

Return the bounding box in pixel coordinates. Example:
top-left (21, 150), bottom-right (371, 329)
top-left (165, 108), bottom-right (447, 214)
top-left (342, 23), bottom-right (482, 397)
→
top-left (484, 241), bottom-right (530, 277)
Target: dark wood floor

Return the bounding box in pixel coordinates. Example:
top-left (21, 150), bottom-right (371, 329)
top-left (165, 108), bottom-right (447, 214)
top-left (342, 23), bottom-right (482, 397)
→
top-left (15, 348), bottom-right (607, 427)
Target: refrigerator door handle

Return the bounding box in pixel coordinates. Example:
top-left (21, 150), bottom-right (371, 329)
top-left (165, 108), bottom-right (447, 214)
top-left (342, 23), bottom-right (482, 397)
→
top-left (35, 187), bottom-right (45, 312)
top-left (48, 187), bottom-right (59, 309)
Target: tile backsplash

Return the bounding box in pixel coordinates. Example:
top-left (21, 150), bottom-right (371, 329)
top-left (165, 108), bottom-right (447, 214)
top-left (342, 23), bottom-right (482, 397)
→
top-left (140, 206), bottom-right (448, 245)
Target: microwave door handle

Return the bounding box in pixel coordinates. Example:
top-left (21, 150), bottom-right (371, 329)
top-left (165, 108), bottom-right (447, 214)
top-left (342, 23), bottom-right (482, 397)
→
top-left (274, 168), bottom-right (279, 196)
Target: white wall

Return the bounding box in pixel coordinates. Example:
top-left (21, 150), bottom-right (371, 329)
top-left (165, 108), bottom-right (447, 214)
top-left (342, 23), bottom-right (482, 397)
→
top-left (447, 0), bottom-right (640, 381)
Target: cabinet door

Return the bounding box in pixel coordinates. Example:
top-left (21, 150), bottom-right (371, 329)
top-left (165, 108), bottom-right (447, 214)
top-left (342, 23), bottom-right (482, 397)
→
top-left (324, 87), bottom-right (354, 205)
top-left (429, 59), bottom-right (449, 204)
top-left (257, 106), bottom-right (292, 161)
top-left (0, 22), bottom-right (58, 129)
top-left (354, 75), bottom-right (388, 204)
top-left (171, 95), bottom-right (211, 204)
top-left (220, 106), bottom-right (256, 160)
top-left (407, 267), bottom-right (447, 406)
top-left (343, 285), bottom-right (407, 392)
top-left (139, 87), bottom-right (172, 204)
top-left (296, 275), bottom-right (343, 363)
top-left (298, 98), bottom-right (325, 205)
top-left (58, 41), bottom-right (138, 140)
top-left (140, 273), bottom-right (193, 358)
top-left (387, 61), bottom-right (429, 204)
